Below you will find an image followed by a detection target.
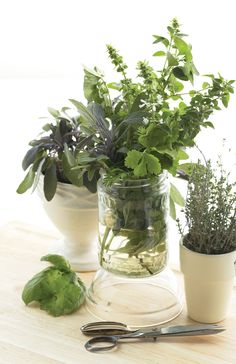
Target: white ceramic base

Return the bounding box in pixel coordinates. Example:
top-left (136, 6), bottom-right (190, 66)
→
top-left (86, 267), bottom-right (183, 327)
top-left (49, 238), bottom-right (99, 272)
top-left (38, 177), bottom-right (99, 272)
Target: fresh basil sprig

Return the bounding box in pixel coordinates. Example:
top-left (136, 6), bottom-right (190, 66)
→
top-left (22, 255), bottom-right (86, 317)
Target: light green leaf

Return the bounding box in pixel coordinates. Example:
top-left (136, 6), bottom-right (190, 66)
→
top-left (125, 150), bottom-right (142, 169)
top-left (177, 149), bottom-right (189, 160)
top-left (222, 93), bottom-right (230, 108)
top-left (125, 151), bottom-right (161, 177)
top-left (48, 107), bottom-right (60, 118)
top-left (152, 35), bottom-right (169, 47)
top-left (170, 183), bottom-right (185, 206)
top-left (107, 82), bottom-right (122, 90)
top-left (41, 254), bottom-right (71, 272)
top-left (167, 52), bottom-right (178, 67)
top-left (174, 37), bottom-right (192, 61)
top-left (69, 99), bottom-right (97, 129)
top-left (144, 153), bottom-right (161, 175)
top-left (16, 166), bottom-right (35, 194)
top-left (153, 51), bottom-right (166, 57)
top-left (169, 196), bottom-right (176, 220)
top-left (32, 157), bottom-right (46, 193)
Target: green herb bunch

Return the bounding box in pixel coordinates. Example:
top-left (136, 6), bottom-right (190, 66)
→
top-left (66, 18), bottom-right (234, 189)
top-left (17, 107), bottom-right (99, 201)
top-left (18, 19), bottom-right (234, 205)
top-left (178, 160), bottom-right (236, 254)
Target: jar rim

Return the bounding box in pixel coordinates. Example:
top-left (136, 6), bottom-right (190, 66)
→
top-left (98, 171), bottom-right (168, 189)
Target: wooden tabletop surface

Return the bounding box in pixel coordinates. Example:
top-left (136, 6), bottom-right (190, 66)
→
top-left (0, 221), bottom-right (235, 364)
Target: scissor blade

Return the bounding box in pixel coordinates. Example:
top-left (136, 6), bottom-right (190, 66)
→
top-left (141, 324), bottom-right (225, 338)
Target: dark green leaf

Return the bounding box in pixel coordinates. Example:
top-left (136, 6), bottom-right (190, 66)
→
top-left (173, 67), bottom-right (188, 81)
top-left (43, 161), bottom-right (57, 201)
top-left (62, 153), bottom-right (84, 187)
top-left (22, 146), bottom-right (40, 171)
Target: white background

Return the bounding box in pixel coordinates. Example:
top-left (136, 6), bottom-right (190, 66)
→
top-left (0, 0), bottom-right (235, 237)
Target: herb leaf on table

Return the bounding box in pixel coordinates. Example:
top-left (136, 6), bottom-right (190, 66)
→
top-left (22, 255), bottom-right (86, 316)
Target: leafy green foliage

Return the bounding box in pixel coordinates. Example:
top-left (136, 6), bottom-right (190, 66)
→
top-left (18, 19), bottom-right (234, 207)
top-left (178, 160), bottom-right (236, 254)
top-left (22, 254), bottom-right (86, 316)
top-left (17, 108), bottom-right (99, 200)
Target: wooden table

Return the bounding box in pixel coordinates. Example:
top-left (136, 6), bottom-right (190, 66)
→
top-left (0, 222), bottom-right (235, 364)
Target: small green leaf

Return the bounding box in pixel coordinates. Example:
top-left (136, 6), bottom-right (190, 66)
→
top-left (16, 166), bottom-right (35, 194)
top-left (48, 107), bottom-right (60, 118)
top-left (107, 82), bottom-right (122, 90)
top-left (170, 183), bottom-right (185, 206)
top-left (173, 67), bottom-right (188, 81)
top-left (41, 254), bottom-right (71, 272)
top-left (174, 37), bottom-right (192, 61)
top-left (64, 143), bottom-right (76, 167)
top-left (169, 196), bottom-right (176, 220)
top-left (144, 153), bottom-right (161, 175)
top-left (167, 52), bottom-right (178, 67)
top-left (69, 99), bottom-right (97, 129)
top-left (202, 82), bottom-right (210, 89)
top-left (222, 93), bottom-right (230, 108)
top-left (125, 150), bottom-right (142, 170)
top-left (177, 149), bottom-right (189, 160)
top-left (152, 35), bottom-right (169, 47)
top-left (153, 51), bottom-right (166, 57)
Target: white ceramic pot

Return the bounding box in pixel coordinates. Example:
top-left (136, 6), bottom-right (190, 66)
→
top-left (180, 241), bottom-right (236, 323)
top-left (38, 178), bottom-right (99, 272)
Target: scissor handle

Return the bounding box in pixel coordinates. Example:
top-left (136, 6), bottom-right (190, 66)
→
top-left (85, 335), bottom-right (118, 353)
top-left (81, 321), bottom-right (131, 336)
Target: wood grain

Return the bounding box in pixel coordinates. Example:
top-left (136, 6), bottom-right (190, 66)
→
top-left (0, 222), bottom-right (235, 364)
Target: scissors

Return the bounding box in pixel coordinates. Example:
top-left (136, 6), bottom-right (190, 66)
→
top-left (81, 321), bottom-right (225, 353)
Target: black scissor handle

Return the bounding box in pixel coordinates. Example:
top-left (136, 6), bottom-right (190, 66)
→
top-left (85, 335), bottom-right (118, 353)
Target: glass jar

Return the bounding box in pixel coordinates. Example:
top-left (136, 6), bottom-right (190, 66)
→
top-left (86, 172), bottom-right (182, 326)
top-left (97, 173), bottom-right (169, 277)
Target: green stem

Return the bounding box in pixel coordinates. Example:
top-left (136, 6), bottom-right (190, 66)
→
top-left (99, 226), bottom-right (111, 265)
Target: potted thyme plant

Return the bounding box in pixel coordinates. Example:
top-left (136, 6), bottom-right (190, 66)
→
top-left (178, 159), bottom-right (236, 323)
